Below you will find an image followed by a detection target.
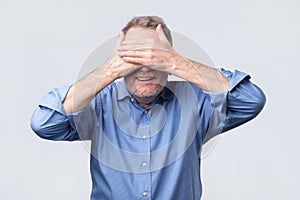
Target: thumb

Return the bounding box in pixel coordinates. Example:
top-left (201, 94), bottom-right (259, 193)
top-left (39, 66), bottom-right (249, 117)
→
top-left (156, 24), bottom-right (169, 43)
top-left (116, 31), bottom-right (125, 47)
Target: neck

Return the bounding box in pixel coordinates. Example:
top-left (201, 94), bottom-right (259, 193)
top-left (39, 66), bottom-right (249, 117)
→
top-left (134, 96), bottom-right (157, 108)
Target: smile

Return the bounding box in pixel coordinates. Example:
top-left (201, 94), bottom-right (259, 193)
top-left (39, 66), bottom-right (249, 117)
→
top-left (136, 77), bottom-right (154, 81)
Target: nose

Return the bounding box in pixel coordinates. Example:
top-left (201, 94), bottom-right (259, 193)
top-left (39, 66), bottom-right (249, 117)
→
top-left (138, 66), bottom-right (152, 72)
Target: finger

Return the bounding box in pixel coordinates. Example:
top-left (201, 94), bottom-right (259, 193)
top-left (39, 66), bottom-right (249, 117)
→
top-left (117, 62), bottom-right (140, 78)
top-left (119, 50), bottom-right (153, 59)
top-left (116, 31), bottom-right (125, 47)
top-left (121, 57), bottom-right (148, 65)
top-left (122, 38), bottom-right (156, 46)
top-left (118, 44), bottom-right (146, 52)
top-left (156, 24), bottom-right (169, 43)
top-left (121, 39), bottom-right (148, 46)
top-left (118, 44), bottom-right (153, 52)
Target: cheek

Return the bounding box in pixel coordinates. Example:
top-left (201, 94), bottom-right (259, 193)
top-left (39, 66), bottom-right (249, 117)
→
top-left (124, 76), bottom-right (135, 87)
top-left (157, 73), bottom-right (168, 85)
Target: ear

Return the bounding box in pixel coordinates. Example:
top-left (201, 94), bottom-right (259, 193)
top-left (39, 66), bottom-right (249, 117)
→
top-left (156, 24), bottom-right (169, 43)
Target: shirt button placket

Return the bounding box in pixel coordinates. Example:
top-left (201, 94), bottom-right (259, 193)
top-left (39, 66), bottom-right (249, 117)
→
top-left (143, 109), bottom-right (151, 199)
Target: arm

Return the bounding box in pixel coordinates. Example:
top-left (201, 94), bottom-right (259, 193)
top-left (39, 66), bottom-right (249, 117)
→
top-left (30, 86), bottom-right (80, 141)
top-left (220, 68), bottom-right (266, 132)
top-left (118, 24), bottom-right (229, 93)
top-left (202, 68), bottom-right (266, 143)
top-left (117, 25), bottom-right (265, 140)
top-left (63, 32), bottom-right (138, 114)
top-left (31, 32), bottom-right (138, 140)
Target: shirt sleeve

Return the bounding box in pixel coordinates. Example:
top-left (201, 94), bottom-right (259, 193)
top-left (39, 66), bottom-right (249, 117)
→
top-left (30, 86), bottom-right (93, 141)
top-left (202, 68), bottom-right (266, 143)
top-left (220, 68), bottom-right (266, 132)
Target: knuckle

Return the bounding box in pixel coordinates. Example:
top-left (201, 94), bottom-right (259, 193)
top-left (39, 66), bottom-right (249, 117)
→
top-left (149, 53), bottom-right (155, 59)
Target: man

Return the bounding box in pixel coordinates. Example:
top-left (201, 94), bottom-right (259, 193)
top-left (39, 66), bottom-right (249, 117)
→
top-left (31, 16), bottom-right (266, 199)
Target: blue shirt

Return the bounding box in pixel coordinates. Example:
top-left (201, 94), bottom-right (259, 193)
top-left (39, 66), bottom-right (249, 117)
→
top-left (30, 68), bottom-right (266, 200)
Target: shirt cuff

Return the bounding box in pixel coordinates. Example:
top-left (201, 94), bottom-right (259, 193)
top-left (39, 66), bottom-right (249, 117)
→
top-left (39, 85), bottom-right (71, 115)
top-left (218, 67), bottom-right (250, 91)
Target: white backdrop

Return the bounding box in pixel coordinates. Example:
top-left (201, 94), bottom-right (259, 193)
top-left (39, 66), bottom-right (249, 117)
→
top-left (0, 0), bottom-right (299, 199)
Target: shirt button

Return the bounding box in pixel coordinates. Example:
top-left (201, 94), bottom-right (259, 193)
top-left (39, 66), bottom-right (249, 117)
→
top-left (130, 98), bottom-right (134, 102)
top-left (142, 135), bottom-right (147, 139)
top-left (142, 162), bottom-right (147, 167)
top-left (144, 110), bottom-right (148, 114)
top-left (142, 191), bottom-right (148, 197)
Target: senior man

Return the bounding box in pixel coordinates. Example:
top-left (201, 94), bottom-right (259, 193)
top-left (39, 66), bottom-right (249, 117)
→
top-left (31, 15), bottom-right (266, 200)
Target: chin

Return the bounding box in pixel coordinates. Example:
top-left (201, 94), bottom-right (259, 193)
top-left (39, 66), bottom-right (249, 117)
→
top-left (134, 85), bottom-right (162, 98)
top-left (134, 90), bottom-right (159, 98)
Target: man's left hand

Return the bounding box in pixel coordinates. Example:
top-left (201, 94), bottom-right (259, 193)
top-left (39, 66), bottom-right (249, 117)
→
top-left (118, 24), bottom-right (184, 74)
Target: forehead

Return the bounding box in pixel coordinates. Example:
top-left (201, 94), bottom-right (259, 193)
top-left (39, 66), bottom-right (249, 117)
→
top-left (124, 27), bottom-right (158, 41)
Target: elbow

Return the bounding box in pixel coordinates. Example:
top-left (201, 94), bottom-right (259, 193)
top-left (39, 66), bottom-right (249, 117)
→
top-left (30, 111), bottom-right (50, 139)
top-left (30, 108), bottom-right (78, 141)
top-left (30, 108), bottom-right (59, 140)
top-left (223, 84), bottom-right (266, 132)
top-left (254, 86), bottom-right (266, 114)
top-left (248, 86), bottom-right (266, 118)
top-left (230, 82), bottom-right (267, 121)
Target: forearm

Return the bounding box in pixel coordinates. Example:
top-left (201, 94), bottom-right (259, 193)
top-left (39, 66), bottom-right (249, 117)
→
top-left (62, 31), bottom-right (135, 114)
top-left (170, 57), bottom-right (229, 92)
top-left (63, 64), bottom-right (119, 114)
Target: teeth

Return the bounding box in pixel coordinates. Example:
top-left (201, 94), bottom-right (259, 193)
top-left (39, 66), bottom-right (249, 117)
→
top-left (137, 77), bottom-right (152, 81)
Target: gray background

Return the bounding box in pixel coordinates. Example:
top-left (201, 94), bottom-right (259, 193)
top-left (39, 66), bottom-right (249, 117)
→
top-left (0, 0), bottom-right (299, 199)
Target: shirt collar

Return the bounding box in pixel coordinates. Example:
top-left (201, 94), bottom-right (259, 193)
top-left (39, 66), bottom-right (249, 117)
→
top-left (160, 82), bottom-right (174, 101)
top-left (116, 81), bottom-right (174, 101)
top-left (116, 80), bottom-right (131, 100)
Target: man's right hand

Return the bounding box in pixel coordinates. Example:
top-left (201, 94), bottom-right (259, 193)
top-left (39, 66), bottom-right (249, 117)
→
top-left (102, 31), bottom-right (139, 80)
top-left (63, 31), bottom-right (139, 114)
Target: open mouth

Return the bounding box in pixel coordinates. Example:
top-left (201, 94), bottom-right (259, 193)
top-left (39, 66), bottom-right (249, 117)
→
top-left (136, 77), bottom-right (155, 81)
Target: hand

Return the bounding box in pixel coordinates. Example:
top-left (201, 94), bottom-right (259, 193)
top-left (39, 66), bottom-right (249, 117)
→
top-left (117, 24), bottom-right (182, 74)
top-left (116, 26), bottom-right (229, 93)
top-left (103, 31), bottom-right (139, 78)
